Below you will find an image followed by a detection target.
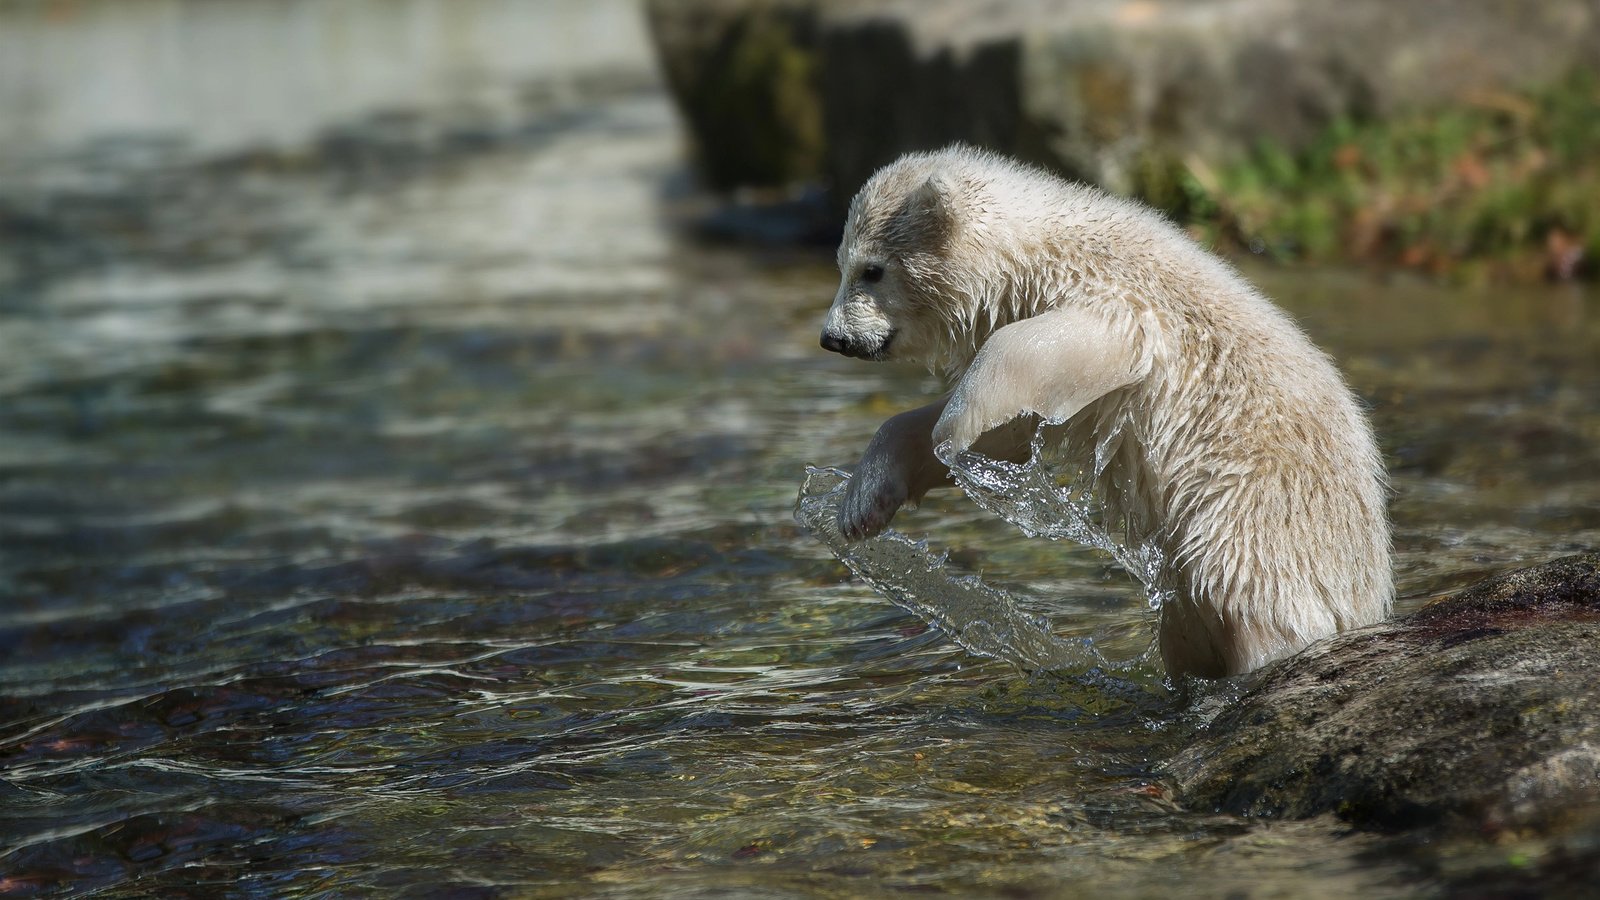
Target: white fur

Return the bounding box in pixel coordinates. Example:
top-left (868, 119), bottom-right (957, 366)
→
top-left (822, 145), bottom-right (1392, 678)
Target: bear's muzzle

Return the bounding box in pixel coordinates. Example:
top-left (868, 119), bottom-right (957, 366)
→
top-left (820, 329), bottom-right (894, 361)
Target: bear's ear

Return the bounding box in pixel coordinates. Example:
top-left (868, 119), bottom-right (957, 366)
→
top-left (908, 172), bottom-right (959, 240)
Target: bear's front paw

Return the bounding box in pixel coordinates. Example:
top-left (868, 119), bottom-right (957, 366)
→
top-left (837, 472), bottom-right (908, 541)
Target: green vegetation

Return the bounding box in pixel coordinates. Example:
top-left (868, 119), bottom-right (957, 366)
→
top-left (1145, 72), bottom-right (1600, 282)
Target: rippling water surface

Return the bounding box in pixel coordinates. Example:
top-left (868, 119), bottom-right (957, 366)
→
top-left (3, 3), bottom-right (1600, 896)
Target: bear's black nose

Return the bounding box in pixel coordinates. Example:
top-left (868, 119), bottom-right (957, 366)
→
top-left (820, 332), bottom-right (846, 354)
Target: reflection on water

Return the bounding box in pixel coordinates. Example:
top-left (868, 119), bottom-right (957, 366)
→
top-left (3, 1), bottom-right (1600, 895)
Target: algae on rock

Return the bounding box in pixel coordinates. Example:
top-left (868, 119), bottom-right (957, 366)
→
top-left (1165, 553), bottom-right (1600, 838)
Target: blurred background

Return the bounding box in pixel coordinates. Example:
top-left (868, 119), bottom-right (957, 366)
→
top-left (0, 0), bottom-right (1597, 896)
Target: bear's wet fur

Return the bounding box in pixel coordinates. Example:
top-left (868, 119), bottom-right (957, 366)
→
top-left (820, 145), bottom-right (1391, 678)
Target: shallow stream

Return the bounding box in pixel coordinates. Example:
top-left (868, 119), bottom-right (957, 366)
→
top-left (3, 2), bottom-right (1599, 896)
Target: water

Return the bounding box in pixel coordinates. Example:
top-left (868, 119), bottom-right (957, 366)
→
top-left (937, 414), bottom-right (1178, 616)
top-left (3, 2), bottom-right (1600, 895)
top-left (794, 467), bottom-right (1118, 675)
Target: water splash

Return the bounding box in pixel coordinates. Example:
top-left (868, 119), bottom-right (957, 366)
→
top-left (936, 418), bottom-right (1177, 614)
top-left (797, 418), bottom-right (1176, 674)
top-left (795, 467), bottom-right (1106, 673)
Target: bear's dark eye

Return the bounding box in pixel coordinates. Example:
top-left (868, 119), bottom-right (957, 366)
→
top-left (862, 264), bottom-right (885, 283)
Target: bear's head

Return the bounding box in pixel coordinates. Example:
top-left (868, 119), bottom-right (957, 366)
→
top-left (820, 151), bottom-right (975, 374)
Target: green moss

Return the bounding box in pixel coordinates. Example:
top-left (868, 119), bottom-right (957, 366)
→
top-left (689, 9), bottom-right (824, 190)
top-left (1147, 70), bottom-right (1600, 282)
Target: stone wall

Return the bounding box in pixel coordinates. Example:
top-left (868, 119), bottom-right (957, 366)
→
top-left (648, 0), bottom-right (1600, 203)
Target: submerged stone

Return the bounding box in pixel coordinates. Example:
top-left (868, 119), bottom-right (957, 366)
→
top-left (1164, 553), bottom-right (1600, 835)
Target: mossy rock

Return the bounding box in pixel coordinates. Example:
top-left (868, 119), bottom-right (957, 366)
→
top-left (1165, 553), bottom-right (1600, 835)
top-left (646, 0), bottom-right (824, 190)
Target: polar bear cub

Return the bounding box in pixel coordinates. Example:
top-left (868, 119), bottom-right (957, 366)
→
top-left (820, 145), bottom-right (1391, 678)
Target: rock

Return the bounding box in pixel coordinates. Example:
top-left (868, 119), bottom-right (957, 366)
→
top-left (1163, 553), bottom-right (1600, 836)
top-left (647, 0), bottom-right (1600, 201)
top-left (643, 0), bottom-right (825, 190)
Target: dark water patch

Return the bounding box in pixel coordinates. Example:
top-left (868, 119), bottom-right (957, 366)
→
top-left (4, 683), bottom-right (314, 774)
top-left (2, 803), bottom-right (305, 897)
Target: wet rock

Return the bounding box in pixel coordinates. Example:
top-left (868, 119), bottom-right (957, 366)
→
top-left (1164, 553), bottom-right (1600, 836)
top-left (647, 0), bottom-right (1600, 200)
